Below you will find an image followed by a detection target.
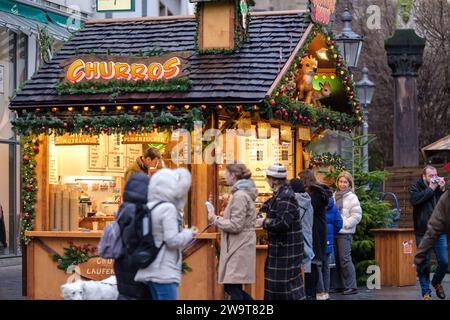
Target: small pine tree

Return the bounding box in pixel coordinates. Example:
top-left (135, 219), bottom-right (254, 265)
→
top-left (326, 131), bottom-right (392, 285)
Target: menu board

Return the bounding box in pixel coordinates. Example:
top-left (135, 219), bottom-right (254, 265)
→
top-left (89, 136), bottom-right (107, 171)
top-left (126, 145), bottom-right (143, 168)
top-left (107, 134), bottom-right (125, 171)
top-left (48, 135), bottom-right (59, 184)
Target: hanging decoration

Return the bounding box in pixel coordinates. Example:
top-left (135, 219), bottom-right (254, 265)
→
top-left (309, 0), bottom-right (337, 25)
top-left (309, 152), bottom-right (346, 171)
top-left (20, 134), bottom-right (39, 245)
top-left (262, 23), bottom-right (362, 132)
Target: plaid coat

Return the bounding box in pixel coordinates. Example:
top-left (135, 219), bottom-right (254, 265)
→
top-left (260, 184), bottom-right (305, 300)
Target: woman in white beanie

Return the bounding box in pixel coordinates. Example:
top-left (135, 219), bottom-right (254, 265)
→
top-left (134, 168), bottom-right (198, 300)
top-left (256, 163), bottom-right (305, 300)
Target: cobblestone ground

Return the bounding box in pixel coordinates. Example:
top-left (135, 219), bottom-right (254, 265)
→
top-left (1, 259), bottom-right (449, 300)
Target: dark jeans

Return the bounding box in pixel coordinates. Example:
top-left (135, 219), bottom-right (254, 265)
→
top-left (224, 284), bottom-right (253, 300)
top-left (147, 282), bottom-right (178, 300)
top-left (415, 234), bottom-right (449, 296)
top-left (304, 261), bottom-right (321, 299)
top-left (317, 253), bottom-right (331, 293)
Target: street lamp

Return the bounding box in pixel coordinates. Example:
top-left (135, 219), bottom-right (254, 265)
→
top-left (335, 7), bottom-right (363, 68)
top-left (356, 66), bottom-right (375, 173)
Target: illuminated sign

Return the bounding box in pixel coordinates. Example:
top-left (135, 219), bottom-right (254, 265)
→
top-left (55, 134), bottom-right (99, 145)
top-left (122, 132), bottom-right (170, 144)
top-left (310, 0), bottom-right (336, 25)
top-left (97, 0), bottom-right (134, 12)
top-left (62, 53), bottom-right (190, 84)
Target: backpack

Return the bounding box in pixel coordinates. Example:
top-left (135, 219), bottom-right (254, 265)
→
top-left (98, 220), bottom-right (123, 259)
top-left (98, 201), bottom-right (165, 266)
top-left (128, 201), bottom-right (165, 269)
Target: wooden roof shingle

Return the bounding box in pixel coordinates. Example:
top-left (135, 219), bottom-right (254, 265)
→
top-left (10, 11), bottom-right (311, 109)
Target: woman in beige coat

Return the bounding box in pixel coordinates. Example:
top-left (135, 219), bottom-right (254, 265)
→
top-left (207, 163), bottom-right (258, 300)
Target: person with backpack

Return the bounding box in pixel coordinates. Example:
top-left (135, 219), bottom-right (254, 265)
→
top-left (290, 179), bottom-right (314, 275)
top-left (206, 163), bottom-right (258, 300)
top-left (112, 173), bottom-right (153, 300)
top-left (134, 168), bottom-right (198, 300)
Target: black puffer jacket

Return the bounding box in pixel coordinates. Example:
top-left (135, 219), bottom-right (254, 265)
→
top-left (410, 178), bottom-right (444, 235)
top-left (307, 184), bottom-right (331, 263)
top-left (114, 173), bottom-right (151, 299)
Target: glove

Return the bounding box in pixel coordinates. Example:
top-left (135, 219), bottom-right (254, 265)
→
top-left (205, 201), bottom-right (215, 214)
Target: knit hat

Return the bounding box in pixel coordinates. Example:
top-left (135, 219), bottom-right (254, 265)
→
top-left (266, 163), bottom-right (287, 179)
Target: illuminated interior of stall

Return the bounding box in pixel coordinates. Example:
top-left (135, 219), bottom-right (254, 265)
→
top-left (217, 122), bottom-right (294, 214)
top-left (47, 131), bottom-right (179, 232)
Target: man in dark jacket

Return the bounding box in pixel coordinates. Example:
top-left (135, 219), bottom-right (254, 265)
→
top-left (409, 165), bottom-right (447, 300)
top-left (124, 148), bottom-right (160, 183)
top-left (114, 173), bottom-right (152, 300)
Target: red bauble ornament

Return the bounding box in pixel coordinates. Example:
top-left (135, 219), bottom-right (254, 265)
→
top-left (330, 40), bottom-right (335, 46)
top-left (84, 125), bottom-right (89, 130)
top-left (32, 146), bottom-right (39, 153)
top-left (23, 155), bottom-right (29, 161)
top-left (40, 127), bottom-right (46, 132)
top-left (274, 110), bottom-right (281, 116)
top-left (63, 122), bottom-right (68, 128)
top-left (152, 123), bottom-right (158, 129)
top-left (270, 99), bottom-right (276, 107)
top-left (176, 123), bottom-right (182, 129)
top-left (131, 127), bottom-right (136, 132)
top-left (25, 213), bottom-right (30, 219)
top-left (25, 184), bottom-right (32, 190)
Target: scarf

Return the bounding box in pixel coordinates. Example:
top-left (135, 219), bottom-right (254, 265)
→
top-left (335, 189), bottom-right (352, 211)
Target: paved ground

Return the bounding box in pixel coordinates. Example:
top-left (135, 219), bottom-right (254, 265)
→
top-left (1, 258), bottom-right (450, 300)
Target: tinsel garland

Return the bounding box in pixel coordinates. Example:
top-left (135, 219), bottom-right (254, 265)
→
top-left (309, 152), bottom-right (346, 171)
top-left (12, 108), bottom-right (204, 137)
top-left (264, 23), bottom-right (362, 132)
top-left (21, 134), bottom-right (39, 244)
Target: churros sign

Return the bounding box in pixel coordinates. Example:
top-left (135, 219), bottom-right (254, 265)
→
top-left (62, 53), bottom-right (190, 83)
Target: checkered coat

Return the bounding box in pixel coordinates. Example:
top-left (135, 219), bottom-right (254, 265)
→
top-left (260, 184), bottom-right (305, 300)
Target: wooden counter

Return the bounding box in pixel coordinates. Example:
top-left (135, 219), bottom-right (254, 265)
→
top-left (370, 228), bottom-right (416, 286)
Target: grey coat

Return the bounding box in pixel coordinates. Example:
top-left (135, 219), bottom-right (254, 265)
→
top-left (216, 179), bottom-right (258, 284)
top-left (294, 192), bottom-right (314, 272)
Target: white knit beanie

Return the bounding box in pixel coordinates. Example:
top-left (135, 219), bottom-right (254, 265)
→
top-left (266, 163), bottom-right (287, 179)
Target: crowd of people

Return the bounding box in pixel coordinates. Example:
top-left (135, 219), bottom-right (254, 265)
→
top-left (113, 147), bottom-right (364, 300)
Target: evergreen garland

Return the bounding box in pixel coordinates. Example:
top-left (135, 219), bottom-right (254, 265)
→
top-left (56, 78), bottom-right (193, 99)
top-left (12, 108), bottom-right (204, 137)
top-left (309, 152), bottom-right (346, 171)
top-left (264, 23), bottom-right (362, 132)
top-left (51, 242), bottom-right (98, 272)
top-left (21, 134), bottom-right (39, 245)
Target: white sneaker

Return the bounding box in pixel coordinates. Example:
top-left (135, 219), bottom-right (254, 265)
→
top-left (316, 292), bottom-right (329, 300)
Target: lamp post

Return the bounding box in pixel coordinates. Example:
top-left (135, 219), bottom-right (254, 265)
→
top-left (335, 7), bottom-right (363, 68)
top-left (356, 66), bottom-right (375, 173)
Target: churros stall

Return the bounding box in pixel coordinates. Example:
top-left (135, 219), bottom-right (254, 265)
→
top-left (10, 0), bottom-right (361, 299)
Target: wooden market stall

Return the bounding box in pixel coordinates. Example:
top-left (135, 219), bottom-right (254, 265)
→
top-left (10, 0), bottom-right (361, 300)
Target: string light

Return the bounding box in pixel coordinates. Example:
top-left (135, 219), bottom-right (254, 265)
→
top-left (116, 106), bottom-right (123, 111)
top-left (150, 105), bottom-right (156, 110)
top-left (322, 75), bottom-right (326, 79)
top-left (184, 105), bottom-right (190, 110)
top-left (100, 106), bottom-right (106, 111)
top-left (201, 105), bottom-right (207, 109)
top-left (217, 105), bottom-right (223, 110)
top-left (331, 75), bottom-right (335, 79)
top-left (83, 106), bottom-right (89, 112)
top-left (51, 107), bottom-right (58, 112)
top-left (132, 105), bottom-right (140, 111)
top-left (67, 107), bottom-right (74, 112)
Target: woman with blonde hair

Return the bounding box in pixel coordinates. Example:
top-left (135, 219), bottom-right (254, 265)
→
top-left (332, 171), bottom-right (362, 295)
top-left (207, 163), bottom-right (258, 300)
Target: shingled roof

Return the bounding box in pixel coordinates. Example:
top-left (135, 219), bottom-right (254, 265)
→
top-left (10, 11), bottom-right (311, 110)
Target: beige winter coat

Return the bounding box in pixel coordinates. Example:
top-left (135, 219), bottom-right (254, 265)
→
top-left (215, 179), bottom-right (258, 284)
